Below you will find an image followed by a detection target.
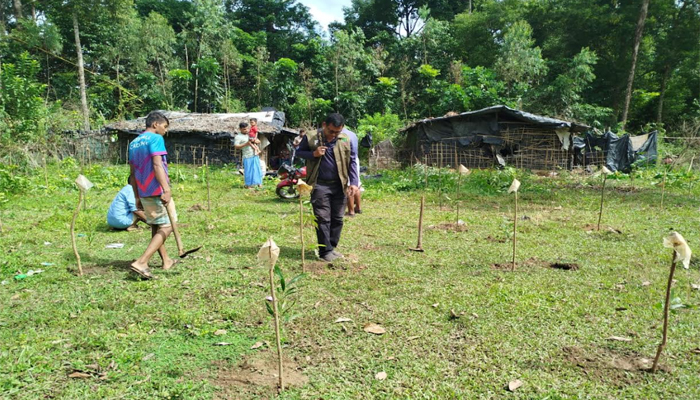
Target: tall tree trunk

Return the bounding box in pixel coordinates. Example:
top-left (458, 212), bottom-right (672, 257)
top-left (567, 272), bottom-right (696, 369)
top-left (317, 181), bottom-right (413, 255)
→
top-left (620, 0), bottom-right (650, 130)
top-left (73, 13), bottom-right (90, 131)
top-left (13, 0), bottom-right (22, 20)
top-left (657, 64), bottom-right (671, 124)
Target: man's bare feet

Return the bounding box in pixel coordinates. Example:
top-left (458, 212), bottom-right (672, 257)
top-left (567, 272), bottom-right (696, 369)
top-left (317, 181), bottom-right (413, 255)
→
top-left (162, 259), bottom-right (179, 270)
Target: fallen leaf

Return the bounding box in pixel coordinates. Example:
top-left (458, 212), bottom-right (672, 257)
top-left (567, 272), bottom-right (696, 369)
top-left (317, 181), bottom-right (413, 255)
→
top-left (313, 301), bottom-right (321, 309)
top-left (691, 348), bottom-right (700, 354)
top-left (142, 353), bottom-right (155, 361)
top-left (407, 336), bottom-right (421, 341)
top-left (449, 309), bottom-right (460, 319)
top-left (432, 303), bottom-right (439, 308)
top-left (375, 371), bottom-right (387, 380)
top-left (642, 281), bottom-right (651, 287)
top-left (471, 313), bottom-right (479, 319)
top-left (86, 364), bottom-right (99, 371)
top-left (11, 294), bottom-right (20, 300)
top-left (206, 256), bottom-right (212, 262)
top-left (335, 317), bottom-right (353, 323)
top-left (213, 342), bottom-right (231, 346)
top-left (363, 323), bottom-right (386, 335)
top-left (606, 336), bottom-right (632, 342)
top-left (508, 379), bottom-right (523, 392)
top-left (68, 372), bottom-right (91, 379)
top-left (214, 329), bottom-right (227, 336)
top-left (691, 283), bottom-right (700, 290)
top-left (250, 341), bottom-right (264, 349)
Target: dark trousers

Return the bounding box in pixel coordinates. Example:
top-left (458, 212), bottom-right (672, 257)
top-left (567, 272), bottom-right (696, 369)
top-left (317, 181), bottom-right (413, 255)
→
top-left (311, 182), bottom-right (346, 256)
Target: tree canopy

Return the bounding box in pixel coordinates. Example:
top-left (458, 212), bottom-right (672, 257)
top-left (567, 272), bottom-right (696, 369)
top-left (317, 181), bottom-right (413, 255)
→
top-left (1, 0), bottom-right (699, 144)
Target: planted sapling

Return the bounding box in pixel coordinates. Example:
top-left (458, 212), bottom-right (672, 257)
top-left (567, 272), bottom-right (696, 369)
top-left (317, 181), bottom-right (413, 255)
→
top-left (71, 175), bottom-right (93, 276)
top-left (257, 238), bottom-right (285, 391)
top-left (597, 166), bottom-right (612, 231)
top-left (508, 178), bottom-right (521, 271)
top-left (652, 232), bottom-right (692, 372)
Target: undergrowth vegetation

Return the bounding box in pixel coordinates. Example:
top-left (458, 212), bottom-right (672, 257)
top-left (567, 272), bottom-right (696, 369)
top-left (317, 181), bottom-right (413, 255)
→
top-left (1, 162), bottom-right (700, 399)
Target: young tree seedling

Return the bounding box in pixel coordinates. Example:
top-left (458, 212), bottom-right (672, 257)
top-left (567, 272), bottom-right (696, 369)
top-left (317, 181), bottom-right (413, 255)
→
top-left (71, 174), bottom-right (93, 276)
top-left (508, 178), bottom-right (521, 271)
top-left (652, 232), bottom-right (692, 372)
top-left (597, 166), bottom-right (612, 231)
top-left (257, 238), bottom-right (284, 391)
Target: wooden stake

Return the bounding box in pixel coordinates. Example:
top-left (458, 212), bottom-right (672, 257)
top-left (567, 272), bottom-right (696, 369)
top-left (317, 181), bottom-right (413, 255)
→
top-left (299, 197), bottom-right (305, 272)
top-left (651, 248), bottom-right (678, 373)
top-left (268, 244), bottom-right (284, 391)
top-left (660, 170), bottom-right (667, 211)
top-left (176, 150), bottom-right (180, 183)
top-left (43, 155), bottom-right (49, 189)
top-left (70, 190), bottom-right (84, 276)
top-left (597, 174), bottom-right (607, 231)
top-left (512, 191), bottom-right (518, 271)
top-left (409, 195), bottom-right (425, 252)
top-left (206, 157), bottom-right (211, 211)
top-left (456, 173), bottom-right (462, 223)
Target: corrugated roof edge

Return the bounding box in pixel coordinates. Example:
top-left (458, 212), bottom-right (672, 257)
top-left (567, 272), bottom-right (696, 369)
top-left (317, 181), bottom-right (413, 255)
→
top-left (399, 105), bottom-right (590, 133)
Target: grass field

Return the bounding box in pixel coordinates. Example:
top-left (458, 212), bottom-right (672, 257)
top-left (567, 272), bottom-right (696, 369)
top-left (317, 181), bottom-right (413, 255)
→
top-left (1, 161), bottom-right (700, 399)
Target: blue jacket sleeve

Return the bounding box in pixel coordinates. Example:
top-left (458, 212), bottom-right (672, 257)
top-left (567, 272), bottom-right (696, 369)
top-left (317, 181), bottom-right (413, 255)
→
top-left (296, 136), bottom-right (314, 160)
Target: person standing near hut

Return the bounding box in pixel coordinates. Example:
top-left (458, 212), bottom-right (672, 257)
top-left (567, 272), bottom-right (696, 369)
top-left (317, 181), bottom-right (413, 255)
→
top-left (233, 121), bottom-right (262, 188)
top-left (296, 113), bottom-right (359, 262)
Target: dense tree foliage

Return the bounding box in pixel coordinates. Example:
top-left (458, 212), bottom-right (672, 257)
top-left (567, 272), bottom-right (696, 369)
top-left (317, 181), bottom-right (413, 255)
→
top-left (1, 0), bottom-right (699, 145)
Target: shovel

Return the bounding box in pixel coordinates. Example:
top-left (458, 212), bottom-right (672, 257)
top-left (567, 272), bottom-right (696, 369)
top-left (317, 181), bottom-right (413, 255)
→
top-left (164, 200), bottom-right (202, 258)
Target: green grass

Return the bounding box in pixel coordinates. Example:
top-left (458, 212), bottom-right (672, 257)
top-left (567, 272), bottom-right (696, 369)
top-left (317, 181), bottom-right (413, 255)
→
top-left (1, 162), bottom-right (700, 399)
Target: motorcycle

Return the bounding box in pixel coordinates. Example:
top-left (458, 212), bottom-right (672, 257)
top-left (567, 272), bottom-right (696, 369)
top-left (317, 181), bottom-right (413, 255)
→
top-left (276, 146), bottom-right (307, 199)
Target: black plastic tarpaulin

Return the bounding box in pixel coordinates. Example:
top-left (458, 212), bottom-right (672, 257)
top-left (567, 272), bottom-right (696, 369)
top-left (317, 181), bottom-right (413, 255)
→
top-left (573, 131), bottom-right (657, 172)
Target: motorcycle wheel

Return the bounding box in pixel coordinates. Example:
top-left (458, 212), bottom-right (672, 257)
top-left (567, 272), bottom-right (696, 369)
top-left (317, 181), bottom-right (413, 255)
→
top-left (276, 185), bottom-right (299, 199)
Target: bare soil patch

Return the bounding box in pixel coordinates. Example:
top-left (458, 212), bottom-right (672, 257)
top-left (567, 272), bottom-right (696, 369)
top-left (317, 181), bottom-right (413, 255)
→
top-left (427, 222), bottom-right (468, 232)
top-left (492, 258), bottom-right (579, 271)
top-left (563, 345), bottom-right (669, 383)
top-left (492, 257), bottom-right (549, 270)
top-left (189, 203), bottom-right (205, 211)
top-left (305, 254), bottom-right (367, 276)
top-left (212, 351), bottom-right (308, 400)
top-left (550, 262), bottom-right (579, 271)
top-left (484, 235), bottom-right (506, 243)
top-left (582, 224), bottom-right (623, 234)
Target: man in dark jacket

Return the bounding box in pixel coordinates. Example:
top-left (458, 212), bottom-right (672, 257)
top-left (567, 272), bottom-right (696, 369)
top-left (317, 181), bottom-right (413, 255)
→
top-left (296, 113), bottom-right (359, 262)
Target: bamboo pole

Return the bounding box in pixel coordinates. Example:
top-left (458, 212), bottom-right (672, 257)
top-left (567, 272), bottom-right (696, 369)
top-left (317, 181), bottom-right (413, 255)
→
top-left (651, 248), bottom-right (678, 373)
top-left (43, 155), bottom-right (49, 189)
top-left (70, 190), bottom-right (84, 276)
top-left (660, 170), bottom-right (667, 211)
top-left (206, 157), bottom-right (211, 211)
top-left (299, 197), bottom-right (305, 272)
top-left (268, 245), bottom-right (284, 391)
top-left (512, 191), bottom-right (518, 271)
top-left (597, 174), bottom-right (607, 231)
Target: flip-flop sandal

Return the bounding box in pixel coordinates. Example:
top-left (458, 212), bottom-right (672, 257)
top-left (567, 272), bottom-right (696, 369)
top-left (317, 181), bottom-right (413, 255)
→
top-left (129, 265), bottom-right (155, 280)
top-left (162, 259), bottom-right (180, 270)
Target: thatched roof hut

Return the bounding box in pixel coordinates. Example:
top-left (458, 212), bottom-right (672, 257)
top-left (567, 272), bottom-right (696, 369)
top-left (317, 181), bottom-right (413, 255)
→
top-left (106, 110), bottom-right (297, 166)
